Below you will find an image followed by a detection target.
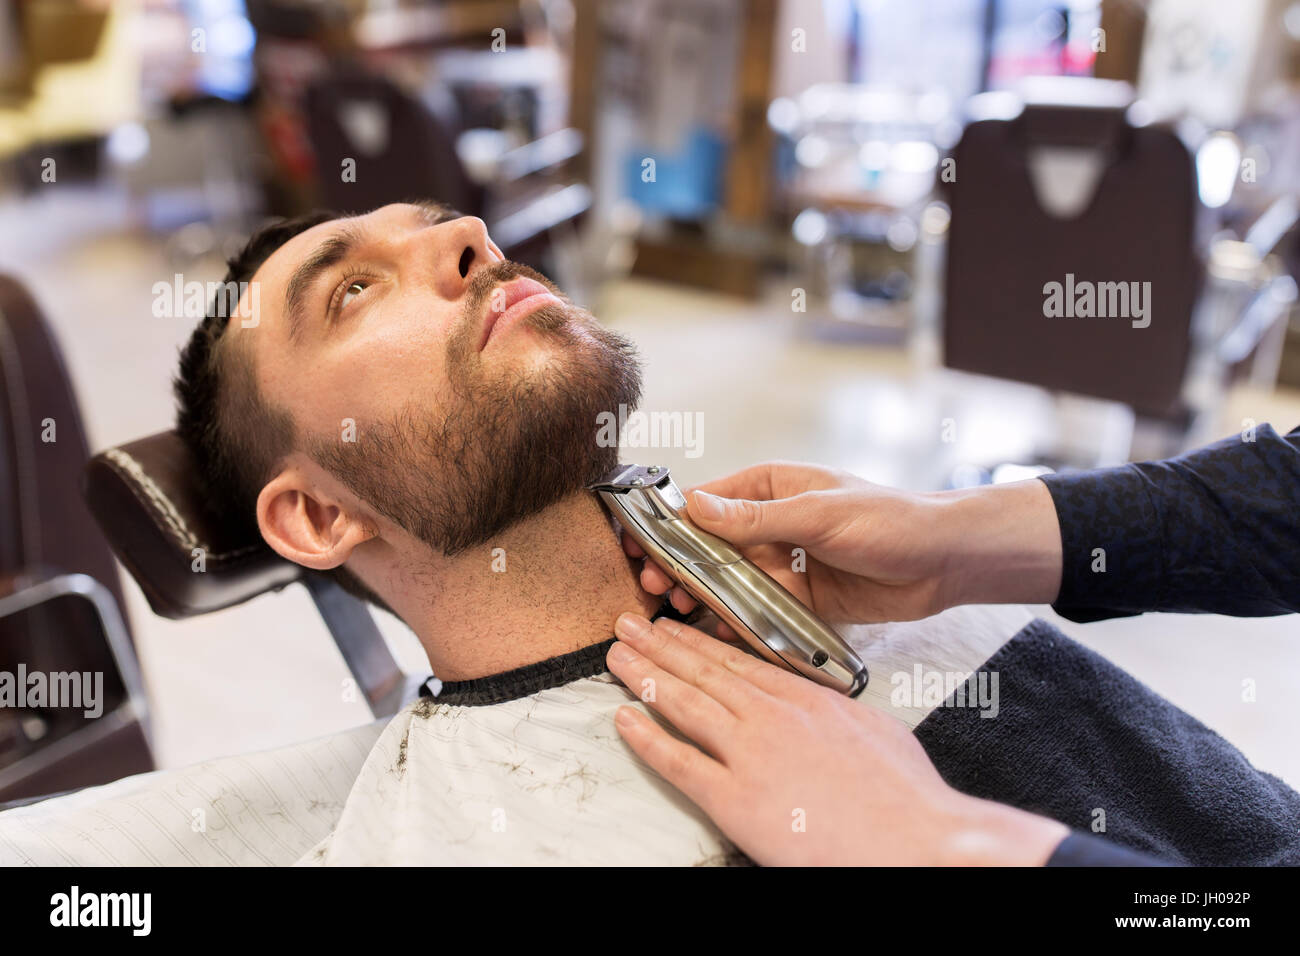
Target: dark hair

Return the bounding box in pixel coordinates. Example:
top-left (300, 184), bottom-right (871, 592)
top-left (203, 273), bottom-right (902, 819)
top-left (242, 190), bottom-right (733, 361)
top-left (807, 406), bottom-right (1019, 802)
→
top-left (173, 210), bottom-right (398, 618)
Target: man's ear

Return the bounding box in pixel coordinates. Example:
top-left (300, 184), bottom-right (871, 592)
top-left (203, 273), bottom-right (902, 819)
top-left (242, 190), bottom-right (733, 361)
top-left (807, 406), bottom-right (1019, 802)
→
top-left (256, 463), bottom-right (375, 571)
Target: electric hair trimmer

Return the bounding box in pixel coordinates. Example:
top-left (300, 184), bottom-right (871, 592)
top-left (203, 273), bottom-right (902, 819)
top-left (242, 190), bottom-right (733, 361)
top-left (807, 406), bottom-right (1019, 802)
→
top-left (591, 464), bottom-right (868, 696)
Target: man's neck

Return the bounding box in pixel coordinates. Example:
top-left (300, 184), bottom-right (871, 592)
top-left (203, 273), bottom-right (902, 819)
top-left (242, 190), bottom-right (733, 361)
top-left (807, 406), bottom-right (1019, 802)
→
top-left (385, 490), bottom-right (661, 682)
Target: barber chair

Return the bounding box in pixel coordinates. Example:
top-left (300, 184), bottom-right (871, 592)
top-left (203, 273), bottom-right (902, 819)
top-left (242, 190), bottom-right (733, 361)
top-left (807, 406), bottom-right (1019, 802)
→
top-left (302, 68), bottom-right (591, 285)
top-left (940, 78), bottom-right (1297, 467)
top-left (0, 276), bottom-right (152, 803)
top-left (81, 429), bottom-right (424, 725)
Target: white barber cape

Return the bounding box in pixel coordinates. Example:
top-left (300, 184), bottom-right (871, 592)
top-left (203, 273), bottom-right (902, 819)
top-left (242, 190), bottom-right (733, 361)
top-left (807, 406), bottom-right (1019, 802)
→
top-left (306, 603), bottom-right (1030, 866)
top-left (0, 605), bottom-right (1030, 866)
top-left (302, 672), bottom-right (746, 866)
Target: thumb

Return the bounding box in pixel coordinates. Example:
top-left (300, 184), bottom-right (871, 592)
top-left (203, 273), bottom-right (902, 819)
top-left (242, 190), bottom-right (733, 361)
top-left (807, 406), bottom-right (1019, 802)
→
top-left (688, 489), bottom-right (806, 547)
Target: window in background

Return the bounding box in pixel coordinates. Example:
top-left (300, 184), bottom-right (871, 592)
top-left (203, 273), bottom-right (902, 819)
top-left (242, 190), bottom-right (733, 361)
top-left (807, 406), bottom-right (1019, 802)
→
top-left (838, 0), bottom-right (1102, 105)
top-left (985, 0), bottom-right (1102, 89)
top-left (841, 0), bottom-right (987, 104)
top-left (183, 0), bottom-right (256, 101)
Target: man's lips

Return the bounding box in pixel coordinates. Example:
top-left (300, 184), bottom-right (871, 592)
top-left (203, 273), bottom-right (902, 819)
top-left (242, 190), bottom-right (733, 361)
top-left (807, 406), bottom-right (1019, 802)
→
top-left (479, 277), bottom-right (559, 351)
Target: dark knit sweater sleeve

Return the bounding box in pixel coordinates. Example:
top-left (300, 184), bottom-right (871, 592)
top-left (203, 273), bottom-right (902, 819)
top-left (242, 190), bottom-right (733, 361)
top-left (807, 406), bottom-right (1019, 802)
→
top-left (1038, 423), bottom-right (1300, 623)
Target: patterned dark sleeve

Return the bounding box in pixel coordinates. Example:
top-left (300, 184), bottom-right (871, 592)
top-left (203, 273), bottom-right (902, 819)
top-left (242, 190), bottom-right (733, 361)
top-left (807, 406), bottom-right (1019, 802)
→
top-left (1038, 423), bottom-right (1300, 622)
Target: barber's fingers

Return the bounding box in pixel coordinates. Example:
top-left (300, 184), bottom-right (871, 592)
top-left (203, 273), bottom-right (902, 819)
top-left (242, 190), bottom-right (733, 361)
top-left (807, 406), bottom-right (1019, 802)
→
top-left (621, 531), bottom-right (699, 615)
top-left (629, 553), bottom-right (702, 618)
top-left (627, 459), bottom-right (850, 609)
top-left (686, 486), bottom-right (831, 550)
top-left (628, 555), bottom-right (695, 617)
top-left (665, 587), bottom-right (698, 615)
top-left (612, 706), bottom-right (731, 815)
top-left (605, 634), bottom-right (737, 758)
top-left (637, 559), bottom-right (677, 596)
top-left (610, 614), bottom-right (776, 719)
top-left (621, 530), bottom-right (647, 560)
top-left (625, 460), bottom-right (843, 587)
top-left (621, 529), bottom-right (706, 613)
top-left (688, 460), bottom-right (845, 504)
top-left (621, 612), bottom-right (813, 702)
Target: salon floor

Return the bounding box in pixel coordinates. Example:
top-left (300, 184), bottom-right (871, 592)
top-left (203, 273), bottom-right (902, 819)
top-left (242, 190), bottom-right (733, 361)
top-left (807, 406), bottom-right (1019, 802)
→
top-left (6, 185), bottom-right (1300, 790)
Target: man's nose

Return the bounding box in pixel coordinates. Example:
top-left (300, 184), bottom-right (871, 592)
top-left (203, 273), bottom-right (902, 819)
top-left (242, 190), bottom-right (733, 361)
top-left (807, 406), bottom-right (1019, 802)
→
top-left (418, 216), bottom-right (501, 300)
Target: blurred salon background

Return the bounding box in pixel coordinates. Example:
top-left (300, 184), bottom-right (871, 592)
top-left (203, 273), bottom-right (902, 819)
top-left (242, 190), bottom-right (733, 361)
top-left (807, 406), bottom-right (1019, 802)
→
top-left (2, 0), bottom-right (1299, 798)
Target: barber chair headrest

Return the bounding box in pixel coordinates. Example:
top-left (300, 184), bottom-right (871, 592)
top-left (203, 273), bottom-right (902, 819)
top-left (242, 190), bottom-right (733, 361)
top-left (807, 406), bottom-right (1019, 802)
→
top-left (83, 430), bottom-right (300, 618)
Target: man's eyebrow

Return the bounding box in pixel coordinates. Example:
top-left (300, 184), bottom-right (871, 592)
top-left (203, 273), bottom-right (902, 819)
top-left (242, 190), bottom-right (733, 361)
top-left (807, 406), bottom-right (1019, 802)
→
top-left (283, 224), bottom-right (363, 344)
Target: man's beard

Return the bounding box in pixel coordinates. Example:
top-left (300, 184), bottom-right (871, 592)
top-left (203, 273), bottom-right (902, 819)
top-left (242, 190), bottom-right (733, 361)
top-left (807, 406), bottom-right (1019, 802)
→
top-left (306, 262), bottom-right (642, 555)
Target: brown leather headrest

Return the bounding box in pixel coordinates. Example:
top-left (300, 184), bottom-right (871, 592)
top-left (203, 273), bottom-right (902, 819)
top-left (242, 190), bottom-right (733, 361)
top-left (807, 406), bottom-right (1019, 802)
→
top-left (83, 431), bottom-right (300, 618)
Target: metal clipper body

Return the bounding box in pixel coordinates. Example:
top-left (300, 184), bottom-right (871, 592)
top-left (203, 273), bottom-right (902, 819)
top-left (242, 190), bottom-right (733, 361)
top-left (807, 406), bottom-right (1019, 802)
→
top-left (591, 464), bottom-right (868, 696)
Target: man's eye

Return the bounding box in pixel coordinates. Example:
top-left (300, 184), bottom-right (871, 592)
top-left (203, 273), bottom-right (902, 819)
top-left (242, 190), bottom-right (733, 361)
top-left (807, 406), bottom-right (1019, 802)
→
top-left (340, 280), bottom-right (369, 310)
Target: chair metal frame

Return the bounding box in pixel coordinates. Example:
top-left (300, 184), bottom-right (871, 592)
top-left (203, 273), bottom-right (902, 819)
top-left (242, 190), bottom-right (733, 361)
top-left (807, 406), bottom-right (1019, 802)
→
top-left (0, 573), bottom-right (150, 804)
top-left (300, 574), bottom-right (425, 719)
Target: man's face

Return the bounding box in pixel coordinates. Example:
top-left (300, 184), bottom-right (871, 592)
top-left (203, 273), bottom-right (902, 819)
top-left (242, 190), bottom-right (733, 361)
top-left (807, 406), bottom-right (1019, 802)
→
top-left (233, 202), bottom-right (641, 555)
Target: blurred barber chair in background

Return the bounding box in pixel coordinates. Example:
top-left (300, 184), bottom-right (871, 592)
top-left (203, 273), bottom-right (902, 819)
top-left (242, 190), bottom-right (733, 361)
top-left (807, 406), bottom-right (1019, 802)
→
top-left (109, 94), bottom-right (266, 264)
top-left (303, 67), bottom-right (592, 298)
top-left (0, 276), bottom-right (152, 805)
top-left (939, 77), bottom-right (1297, 470)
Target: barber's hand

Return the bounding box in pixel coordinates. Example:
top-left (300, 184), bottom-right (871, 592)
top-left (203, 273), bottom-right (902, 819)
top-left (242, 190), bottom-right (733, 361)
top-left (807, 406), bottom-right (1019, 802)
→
top-left (606, 612), bottom-right (1069, 866)
top-left (624, 460), bottom-right (1062, 625)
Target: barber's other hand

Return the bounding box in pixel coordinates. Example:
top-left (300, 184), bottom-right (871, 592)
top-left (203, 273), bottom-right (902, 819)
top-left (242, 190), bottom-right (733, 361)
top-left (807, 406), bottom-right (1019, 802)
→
top-left (606, 612), bottom-right (1069, 866)
top-left (624, 460), bottom-right (1062, 624)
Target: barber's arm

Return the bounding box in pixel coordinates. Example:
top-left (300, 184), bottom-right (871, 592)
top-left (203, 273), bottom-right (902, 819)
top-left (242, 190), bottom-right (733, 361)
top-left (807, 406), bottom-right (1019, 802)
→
top-left (1042, 422), bottom-right (1300, 622)
top-left (631, 422), bottom-right (1300, 627)
top-left (626, 459), bottom-right (1067, 626)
